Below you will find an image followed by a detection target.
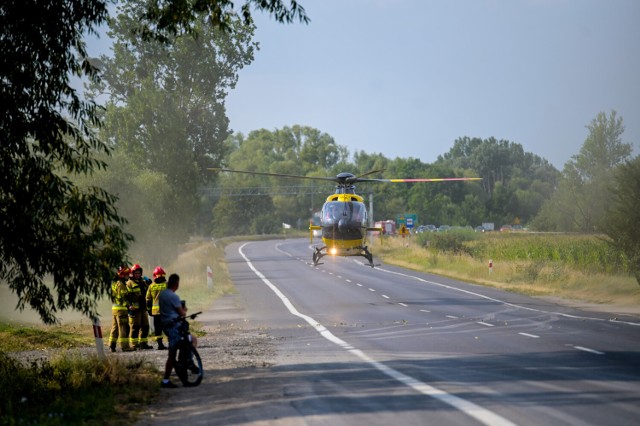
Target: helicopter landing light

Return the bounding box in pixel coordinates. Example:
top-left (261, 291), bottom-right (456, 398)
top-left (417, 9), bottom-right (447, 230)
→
top-left (329, 247), bottom-right (338, 255)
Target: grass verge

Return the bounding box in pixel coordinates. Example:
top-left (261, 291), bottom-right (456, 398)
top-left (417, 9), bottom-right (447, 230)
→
top-left (371, 234), bottom-right (640, 309)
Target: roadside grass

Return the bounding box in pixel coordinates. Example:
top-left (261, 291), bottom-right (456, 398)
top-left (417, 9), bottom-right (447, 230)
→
top-left (371, 233), bottom-right (640, 308)
top-left (0, 348), bottom-right (158, 425)
top-left (0, 322), bottom-right (95, 352)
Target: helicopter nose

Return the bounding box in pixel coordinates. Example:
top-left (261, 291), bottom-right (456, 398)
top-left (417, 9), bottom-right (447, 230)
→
top-left (338, 218), bottom-right (349, 231)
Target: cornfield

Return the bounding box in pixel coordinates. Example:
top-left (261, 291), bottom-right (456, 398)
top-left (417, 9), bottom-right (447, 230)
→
top-left (467, 233), bottom-right (628, 275)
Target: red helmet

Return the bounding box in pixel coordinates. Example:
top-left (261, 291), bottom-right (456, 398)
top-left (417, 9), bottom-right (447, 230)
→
top-left (118, 265), bottom-right (131, 278)
top-left (131, 264), bottom-right (143, 274)
top-left (153, 266), bottom-right (166, 278)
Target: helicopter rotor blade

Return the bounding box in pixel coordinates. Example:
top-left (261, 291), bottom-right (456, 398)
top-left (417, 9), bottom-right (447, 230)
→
top-left (208, 168), bottom-right (338, 182)
top-left (208, 168), bottom-right (482, 184)
top-left (354, 169), bottom-right (385, 179)
top-left (356, 177), bottom-right (483, 183)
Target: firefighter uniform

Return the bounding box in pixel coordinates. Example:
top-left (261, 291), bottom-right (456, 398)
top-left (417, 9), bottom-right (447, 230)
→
top-left (146, 266), bottom-right (168, 350)
top-left (109, 267), bottom-right (132, 352)
top-left (127, 264), bottom-right (153, 350)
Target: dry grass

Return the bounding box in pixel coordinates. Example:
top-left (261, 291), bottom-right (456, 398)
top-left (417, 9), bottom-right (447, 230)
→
top-left (167, 240), bottom-right (234, 313)
top-left (371, 236), bottom-right (640, 308)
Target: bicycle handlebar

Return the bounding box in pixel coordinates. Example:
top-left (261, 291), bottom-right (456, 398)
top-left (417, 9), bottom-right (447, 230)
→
top-left (169, 311), bottom-right (203, 325)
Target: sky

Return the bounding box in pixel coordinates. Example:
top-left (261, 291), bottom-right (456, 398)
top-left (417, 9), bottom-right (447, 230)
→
top-left (223, 0), bottom-right (639, 170)
top-left (88, 0), bottom-right (640, 171)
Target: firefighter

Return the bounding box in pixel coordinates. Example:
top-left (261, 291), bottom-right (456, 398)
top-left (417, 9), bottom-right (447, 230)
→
top-left (109, 266), bottom-right (133, 352)
top-left (146, 266), bottom-right (168, 350)
top-left (127, 264), bottom-right (153, 350)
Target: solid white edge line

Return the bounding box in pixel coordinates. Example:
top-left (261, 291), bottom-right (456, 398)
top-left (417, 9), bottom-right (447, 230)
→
top-left (238, 242), bottom-right (516, 426)
top-left (518, 332), bottom-right (540, 339)
top-left (477, 321), bottom-right (494, 327)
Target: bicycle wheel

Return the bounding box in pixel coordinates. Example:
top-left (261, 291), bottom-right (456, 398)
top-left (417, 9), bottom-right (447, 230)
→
top-left (175, 344), bottom-right (203, 387)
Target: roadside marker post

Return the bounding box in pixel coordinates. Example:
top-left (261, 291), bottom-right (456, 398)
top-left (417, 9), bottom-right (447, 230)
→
top-left (207, 266), bottom-right (213, 289)
top-left (92, 318), bottom-right (106, 360)
top-left (489, 259), bottom-right (493, 273)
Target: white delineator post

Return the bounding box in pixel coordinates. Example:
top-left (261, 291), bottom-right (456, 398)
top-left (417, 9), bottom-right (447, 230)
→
top-left (207, 266), bottom-right (213, 289)
top-left (93, 318), bottom-right (106, 360)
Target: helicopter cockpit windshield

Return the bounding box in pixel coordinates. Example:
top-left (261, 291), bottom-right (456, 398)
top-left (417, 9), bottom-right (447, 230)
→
top-left (322, 201), bottom-right (367, 226)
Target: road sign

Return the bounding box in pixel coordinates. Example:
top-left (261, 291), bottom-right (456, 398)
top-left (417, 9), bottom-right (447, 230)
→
top-left (396, 213), bottom-right (417, 229)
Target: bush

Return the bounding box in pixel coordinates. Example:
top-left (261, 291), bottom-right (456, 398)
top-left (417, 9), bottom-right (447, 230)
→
top-left (430, 233), bottom-right (468, 255)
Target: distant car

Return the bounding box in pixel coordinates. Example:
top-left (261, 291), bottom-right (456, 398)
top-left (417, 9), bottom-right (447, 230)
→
top-left (416, 225), bottom-right (427, 233)
top-left (437, 225), bottom-right (450, 232)
top-left (500, 225), bottom-right (513, 232)
top-left (475, 225), bottom-right (486, 232)
top-left (425, 224), bottom-right (437, 232)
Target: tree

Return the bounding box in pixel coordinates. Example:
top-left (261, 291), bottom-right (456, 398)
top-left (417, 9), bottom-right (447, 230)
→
top-left (438, 136), bottom-right (559, 226)
top-left (1, 0), bottom-right (308, 324)
top-left (1, 0), bottom-right (132, 324)
top-left (211, 126), bottom-right (349, 235)
top-left (603, 156), bottom-right (640, 284)
top-left (93, 4), bottom-right (258, 239)
top-left (534, 111), bottom-right (632, 232)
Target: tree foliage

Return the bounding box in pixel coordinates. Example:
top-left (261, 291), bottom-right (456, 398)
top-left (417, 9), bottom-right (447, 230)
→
top-left (211, 126), bottom-right (349, 235)
top-left (92, 2), bottom-right (258, 240)
top-left (132, 0), bottom-right (309, 43)
top-left (533, 111), bottom-right (632, 232)
top-left (436, 137), bottom-right (559, 226)
top-left (603, 156), bottom-right (640, 284)
top-left (0, 0), bottom-right (132, 324)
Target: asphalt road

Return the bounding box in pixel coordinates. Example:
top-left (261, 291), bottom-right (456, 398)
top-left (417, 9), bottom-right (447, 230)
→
top-left (145, 238), bottom-right (640, 425)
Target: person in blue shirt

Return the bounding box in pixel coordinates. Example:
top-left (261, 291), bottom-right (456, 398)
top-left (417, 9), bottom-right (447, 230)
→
top-left (158, 273), bottom-right (198, 388)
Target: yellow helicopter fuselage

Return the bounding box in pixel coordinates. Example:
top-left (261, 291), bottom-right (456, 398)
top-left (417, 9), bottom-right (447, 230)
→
top-left (309, 192), bottom-right (380, 262)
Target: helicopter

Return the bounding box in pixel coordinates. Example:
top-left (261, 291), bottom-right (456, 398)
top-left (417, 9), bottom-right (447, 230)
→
top-left (208, 168), bottom-right (481, 267)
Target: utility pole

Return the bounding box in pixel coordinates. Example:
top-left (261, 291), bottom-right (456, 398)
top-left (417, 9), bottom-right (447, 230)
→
top-left (369, 191), bottom-right (374, 227)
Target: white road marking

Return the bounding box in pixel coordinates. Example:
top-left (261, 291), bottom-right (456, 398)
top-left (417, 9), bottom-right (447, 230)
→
top-left (477, 321), bottom-right (494, 327)
top-left (518, 332), bottom-right (540, 339)
top-left (398, 302), bottom-right (408, 307)
top-left (420, 309), bottom-right (431, 313)
top-left (574, 346), bottom-right (605, 355)
top-left (382, 295), bottom-right (390, 299)
top-left (446, 315), bottom-right (458, 319)
top-left (239, 243), bottom-right (516, 426)
top-left (368, 288), bottom-right (376, 292)
top-left (346, 279), bottom-right (352, 283)
top-left (357, 283), bottom-right (363, 287)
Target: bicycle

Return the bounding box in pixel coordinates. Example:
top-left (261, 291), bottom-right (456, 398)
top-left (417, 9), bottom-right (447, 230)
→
top-left (173, 311), bottom-right (204, 387)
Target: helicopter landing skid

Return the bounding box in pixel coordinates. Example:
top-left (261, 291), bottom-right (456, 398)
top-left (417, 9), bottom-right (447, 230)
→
top-left (360, 246), bottom-right (375, 267)
top-left (311, 246), bottom-right (376, 267)
top-left (312, 246), bottom-right (326, 266)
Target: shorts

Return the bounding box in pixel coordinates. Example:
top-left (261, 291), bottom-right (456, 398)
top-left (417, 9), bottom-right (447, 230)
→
top-left (163, 323), bottom-right (181, 349)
